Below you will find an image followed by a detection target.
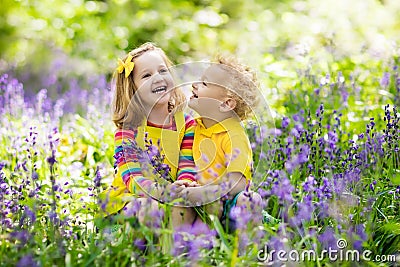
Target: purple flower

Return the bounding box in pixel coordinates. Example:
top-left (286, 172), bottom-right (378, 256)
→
top-left (282, 117), bottom-right (290, 129)
top-left (10, 230), bottom-right (30, 246)
top-left (134, 238), bottom-right (147, 251)
top-left (302, 175), bottom-right (316, 193)
top-left (123, 199), bottom-right (141, 217)
top-left (147, 144), bottom-right (159, 158)
top-left (17, 254), bottom-right (38, 267)
top-left (340, 89), bottom-right (349, 104)
top-left (267, 236), bottom-right (287, 261)
top-left (48, 211), bottom-right (59, 224)
top-left (369, 183), bottom-right (375, 191)
top-left (257, 187), bottom-right (269, 198)
top-left (380, 72), bottom-right (390, 88)
top-left (318, 228), bottom-right (338, 250)
top-left (172, 232), bottom-right (185, 256)
top-left (94, 166), bottom-right (102, 188)
top-left (285, 144), bottom-right (310, 173)
top-left (316, 104), bottom-right (324, 118)
top-left (229, 206), bottom-right (252, 230)
top-left (31, 171), bottom-right (39, 180)
top-left (290, 195), bottom-right (314, 226)
top-left (315, 177), bottom-right (334, 200)
top-left (188, 238), bottom-right (204, 261)
top-left (189, 219), bottom-right (214, 236)
top-left (47, 154), bottom-right (57, 167)
top-left (0, 162), bottom-right (5, 171)
top-left (268, 128), bottom-right (282, 136)
top-left (146, 209), bottom-right (164, 229)
top-left (172, 221), bottom-right (217, 261)
top-left (24, 206), bottom-right (36, 223)
top-left (271, 175), bottom-right (294, 204)
top-left (290, 128), bottom-right (300, 138)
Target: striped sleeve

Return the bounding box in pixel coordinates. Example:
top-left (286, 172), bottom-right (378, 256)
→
top-left (114, 129), bottom-right (152, 196)
top-left (176, 114), bottom-right (197, 182)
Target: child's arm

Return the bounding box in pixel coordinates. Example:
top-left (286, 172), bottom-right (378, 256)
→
top-left (181, 131), bottom-right (252, 204)
top-left (180, 172), bottom-right (246, 205)
top-left (176, 114), bottom-right (197, 183)
top-left (220, 132), bottom-right (252, 195)
top-left (114, 129), bottom-right (161, 197)
top-left (219, 171), bottom-right (247, 197)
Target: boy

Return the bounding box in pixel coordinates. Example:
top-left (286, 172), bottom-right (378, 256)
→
top-left (180, 55), bottom-right (262, 230)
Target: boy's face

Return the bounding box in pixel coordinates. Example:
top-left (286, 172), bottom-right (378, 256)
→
top-left (189, 65), bottom-right (230, 116)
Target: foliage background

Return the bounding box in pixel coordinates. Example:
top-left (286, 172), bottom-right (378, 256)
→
top-left (2, 0), bottom-right (400, 98)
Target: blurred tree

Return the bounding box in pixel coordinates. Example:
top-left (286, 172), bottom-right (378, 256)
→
top-left (0, 0), bottom-right (399, 95)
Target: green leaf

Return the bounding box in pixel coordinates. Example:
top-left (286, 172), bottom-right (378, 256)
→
top-left (390, 169), bottom-right (400, 185)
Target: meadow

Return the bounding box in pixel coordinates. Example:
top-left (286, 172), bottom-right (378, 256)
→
top-left (1, 0), bottom-right (400, 266)
top-left (1, 55), bottom-right (399, 266)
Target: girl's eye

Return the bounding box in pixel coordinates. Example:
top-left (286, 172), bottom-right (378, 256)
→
top-left (142, 73), bottom-right (151, 79)
top-left (202, 81), bottom-right (207, 86)
top-left (160, 69), bottom-right (168, 74)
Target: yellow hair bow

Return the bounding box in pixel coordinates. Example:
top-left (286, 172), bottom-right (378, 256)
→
top-left (117, 54), bottom-right (135, 78)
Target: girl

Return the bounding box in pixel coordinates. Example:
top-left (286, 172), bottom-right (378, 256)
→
top-left (101, 43), bottom-right (197, 228)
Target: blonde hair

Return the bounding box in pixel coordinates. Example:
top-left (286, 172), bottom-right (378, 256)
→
top-left (112, 42), bottom-right (186, 129)
top-left (213, 55), bottom-right (260, 120)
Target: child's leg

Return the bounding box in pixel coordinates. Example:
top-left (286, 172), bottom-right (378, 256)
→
top-left (171, 206), bottom-right (196, 228)
top-left (204, 200), bottom-right (224, 218)
top-left (124, 198), bottom-right (196, 228)
top-left (123, 197), bottom-right (162, 226)
top-left (223, 191), bottom-right (263, 233)
top-left (235, 191), bottom-right (262, 210)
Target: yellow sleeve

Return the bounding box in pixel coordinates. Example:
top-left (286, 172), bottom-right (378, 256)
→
top-left (222, 132), bottom-right (253, 182)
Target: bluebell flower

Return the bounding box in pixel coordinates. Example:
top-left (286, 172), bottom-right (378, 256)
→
top-left (380, 72), bottom-right (390, 88)
top-left (282, 117), bottom-right (290, 129)
top-left (17, 254), bottom-right (38, 267)
top-left (94, 166), bottom-right (102, 188)
top-left (318, 228), bottom-right (338, 250)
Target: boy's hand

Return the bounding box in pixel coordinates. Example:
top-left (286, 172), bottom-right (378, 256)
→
top-left (179, 187), bottom-right (203, 206)
top-left (180, 185), bottom-right (220, 206)
top-left (155, 182), bottom-right (184, 202)
top-left (173, 180), bottom-right (200, 188)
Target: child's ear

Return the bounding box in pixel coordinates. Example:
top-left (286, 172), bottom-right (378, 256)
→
top-left (219, 98), bottom-right (236, 112)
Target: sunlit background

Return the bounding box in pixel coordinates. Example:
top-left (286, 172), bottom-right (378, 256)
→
top-left (1, 0), bottom-right (400, 99)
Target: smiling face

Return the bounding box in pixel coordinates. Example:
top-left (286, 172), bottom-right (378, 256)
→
top-left (189, 65), bottom-right (231, 117)
top-left (133, 50), bottom-right (174, 109)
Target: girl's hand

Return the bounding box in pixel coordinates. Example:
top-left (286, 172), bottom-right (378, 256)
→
top-left (152, 182), bottom-right (184, 202)
top-left (179, 187), bottom-right (203, 206)
top-left (168, 182), bottom-right (185, 194)
top-left (173, 180), bottom-right (200, 187)
top-left (180, 185), bottom-right (220, 206)
top-left (187, 181), bottom-right (200, 187)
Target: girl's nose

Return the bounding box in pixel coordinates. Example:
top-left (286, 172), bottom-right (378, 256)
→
top-left (153, 73), bottom-right (164, 83)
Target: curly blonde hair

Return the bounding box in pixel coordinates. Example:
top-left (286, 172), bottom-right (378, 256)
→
top-left (212, 55), bottom-right (260, 120)
top-left (112, 42), bottom-right (186, 129)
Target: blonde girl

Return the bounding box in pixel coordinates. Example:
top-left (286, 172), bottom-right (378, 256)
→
top-left (101, 43), bottom-right (196, 227)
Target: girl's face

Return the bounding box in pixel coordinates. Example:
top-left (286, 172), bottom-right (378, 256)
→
top-left (133, 51), bottom-right (174, 109)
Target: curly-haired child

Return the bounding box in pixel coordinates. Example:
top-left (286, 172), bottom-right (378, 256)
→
top-left (180, 55), bottom-right (263, 232)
